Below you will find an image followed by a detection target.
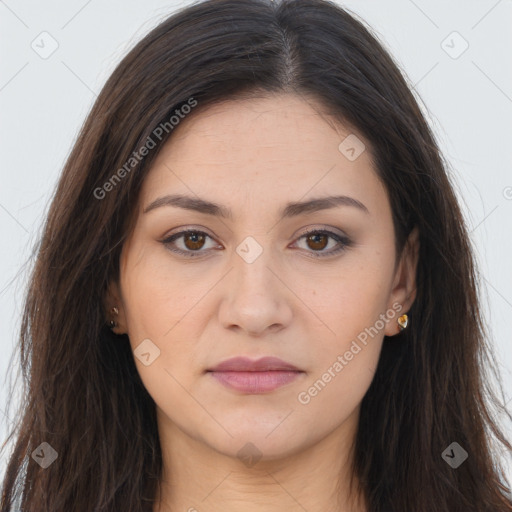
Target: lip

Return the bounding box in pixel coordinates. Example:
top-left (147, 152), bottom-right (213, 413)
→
top-left (206, 356), bottom-right (304, 394)
top-left (207, 356), bottom-right (301, 372)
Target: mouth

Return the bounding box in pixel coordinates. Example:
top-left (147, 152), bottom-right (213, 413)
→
top-left (206, 356), bottom-right (305, 394)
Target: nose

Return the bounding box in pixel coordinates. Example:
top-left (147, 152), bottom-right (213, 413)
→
top-left (218, 247), bottom-right (293, 337)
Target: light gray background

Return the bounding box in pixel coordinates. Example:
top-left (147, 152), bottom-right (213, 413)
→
top-left (1, 0), bottom-right (511, 485)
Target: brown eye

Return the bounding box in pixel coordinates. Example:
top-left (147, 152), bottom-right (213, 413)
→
top-left (294, 229), bottom-right (352, 258)
top-left (305, 233), bottom-right (329, 251)
top-left (183, 232), bottom-right (206, 250)
top-left (161, 230), bottom-right (217, 258)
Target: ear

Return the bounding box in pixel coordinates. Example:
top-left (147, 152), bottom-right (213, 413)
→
top-left (103, 279), bottom-right (128, 335)
top-left (384, 226), bottom-right (420, 337)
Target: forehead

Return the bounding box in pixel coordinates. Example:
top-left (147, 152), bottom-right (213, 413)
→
top-left (140, 94), bottom-right (389, 220)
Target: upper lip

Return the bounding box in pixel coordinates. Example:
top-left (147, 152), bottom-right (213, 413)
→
top-left (207, 356), bottom-right (302, 372)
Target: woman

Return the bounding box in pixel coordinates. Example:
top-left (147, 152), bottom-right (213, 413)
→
top-left (1, 0), bottom-right (511, 510)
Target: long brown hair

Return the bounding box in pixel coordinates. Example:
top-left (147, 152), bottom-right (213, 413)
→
top-left (2, 0), bottom-right (511, 510)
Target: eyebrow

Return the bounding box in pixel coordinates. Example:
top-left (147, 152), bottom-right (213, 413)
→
top-left (143, 193), bottom-right (369, 219)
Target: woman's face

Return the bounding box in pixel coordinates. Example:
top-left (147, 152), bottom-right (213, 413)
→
top-left (110, 93), bottom-right (418, 461)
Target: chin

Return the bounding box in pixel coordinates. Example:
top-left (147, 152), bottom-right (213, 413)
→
top-left (199, 421), bottom-right (311, 462)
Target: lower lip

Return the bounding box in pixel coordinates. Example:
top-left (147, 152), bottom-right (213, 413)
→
top-left (208, 371), bottom-right (303, 393)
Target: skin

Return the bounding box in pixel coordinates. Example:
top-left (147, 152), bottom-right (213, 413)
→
top-left (106, 93), bottom-right (419, 512)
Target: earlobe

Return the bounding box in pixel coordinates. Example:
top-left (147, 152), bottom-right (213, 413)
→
top-left (104, 280), bottom-right (127, 335)
top-left (385, 226), bottom-right (420, 337)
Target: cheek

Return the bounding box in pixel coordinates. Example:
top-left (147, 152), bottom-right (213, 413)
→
top-left (310, 262), bottom-right (392, 344)
top-left (297, 284), bottom-right (386, 419)
top-left (121, 246), bottom-right (203, 337)
top-left (121, 266), bottom-right (204, 422)
top-left (118, 252), bottom-right (206, 395)
top-left (302, 257), bottom-right (392, 397)
top-left (295, 343), bottom-right (380, 438)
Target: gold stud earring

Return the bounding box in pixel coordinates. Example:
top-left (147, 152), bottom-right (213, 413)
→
top-left (108, 306), bottom-right (119, 329)
top-left (397, 314), bottom-right (408, 332)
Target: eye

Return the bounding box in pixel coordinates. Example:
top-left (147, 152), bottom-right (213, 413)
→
top-left (292, 228), bottom-right (352, 258)
top-left (160, 228), bottom-right (352, 258)
top-left (161, 230), bottom-right (219, 258)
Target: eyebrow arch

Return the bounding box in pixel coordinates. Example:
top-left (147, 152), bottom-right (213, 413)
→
top-left (143, 193), bottom-right (369, 219)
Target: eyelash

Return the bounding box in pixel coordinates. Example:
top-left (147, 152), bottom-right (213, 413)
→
top-left (160, 228), bottom-right (352, 259)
